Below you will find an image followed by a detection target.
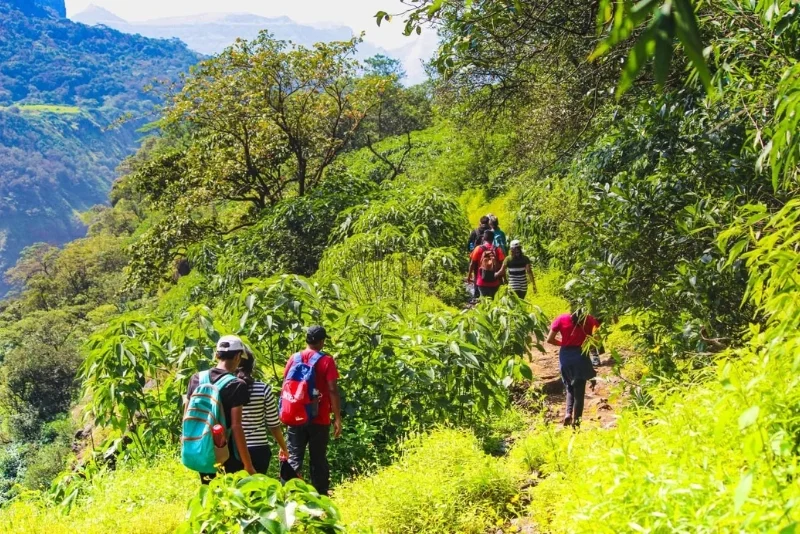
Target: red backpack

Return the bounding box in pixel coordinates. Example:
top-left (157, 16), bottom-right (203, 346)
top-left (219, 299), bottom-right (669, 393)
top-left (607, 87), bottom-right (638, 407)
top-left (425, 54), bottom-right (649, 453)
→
top-left (279, 352), bottom-right (324, 426)
top-left (478, 244), bottom-right (500, 283)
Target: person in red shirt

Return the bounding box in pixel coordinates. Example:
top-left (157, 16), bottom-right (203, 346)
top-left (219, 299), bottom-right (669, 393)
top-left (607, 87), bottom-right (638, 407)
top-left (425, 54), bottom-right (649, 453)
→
top-left (466, 230), bottom-right (506, 299)
top-left (546, 311), bottom-right (600, 427)
top-left (283, 325), bottom-right (341, 495)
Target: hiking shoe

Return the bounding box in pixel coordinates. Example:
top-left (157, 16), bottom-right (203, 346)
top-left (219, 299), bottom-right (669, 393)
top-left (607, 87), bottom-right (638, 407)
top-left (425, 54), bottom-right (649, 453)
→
top-left (592, 354), bottom-right (601, 367)
top-left (562, 416), bottom-right (573, 427)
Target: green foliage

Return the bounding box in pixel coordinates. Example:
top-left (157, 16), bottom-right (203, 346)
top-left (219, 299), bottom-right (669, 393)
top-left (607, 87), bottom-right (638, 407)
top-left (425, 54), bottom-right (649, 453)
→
top-left (0, 458), bottom-right (196, 534)
top-left (0, 0), bottom-right (198, 290)
top-left (179, 474), bottom-right (344, 534)
top-left (336, 429), bottom-right (522, 534)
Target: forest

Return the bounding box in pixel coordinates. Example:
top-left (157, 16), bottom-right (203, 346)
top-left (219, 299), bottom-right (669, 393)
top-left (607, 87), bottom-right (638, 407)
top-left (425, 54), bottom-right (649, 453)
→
top-left (0, 0), bottom-right (199, 291)
top-left (0, 0), bottom-right (799, 532)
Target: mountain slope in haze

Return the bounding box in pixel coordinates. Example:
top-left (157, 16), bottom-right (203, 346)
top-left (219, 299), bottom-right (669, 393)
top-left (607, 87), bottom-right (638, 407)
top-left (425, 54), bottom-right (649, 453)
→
top-left (71, 6), bottom-right (429, 83)
top-left (0, 0), bottom-right (199, 292)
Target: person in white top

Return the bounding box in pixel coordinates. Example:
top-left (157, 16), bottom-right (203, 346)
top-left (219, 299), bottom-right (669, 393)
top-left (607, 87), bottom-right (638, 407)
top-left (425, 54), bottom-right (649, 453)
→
top-left (238, 348), bottom-right (289, 474)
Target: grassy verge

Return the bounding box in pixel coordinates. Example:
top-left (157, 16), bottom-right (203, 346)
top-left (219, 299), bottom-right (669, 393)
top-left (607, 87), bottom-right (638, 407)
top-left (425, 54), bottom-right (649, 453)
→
top-left (0, 457), bottom-right (194, 534)
top-left (335, 428), bottom-right (525, 534)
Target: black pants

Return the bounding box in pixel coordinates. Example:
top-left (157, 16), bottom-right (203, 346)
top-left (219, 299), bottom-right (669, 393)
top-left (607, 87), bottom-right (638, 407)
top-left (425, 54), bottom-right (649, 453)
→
top-left (287, 424), bottom-right (331, 495)
top-left (565, 379), bottom-right (587, 422)
top-left (477, 285), bottom-right (498, 299)
top-left (199, 452), bottom-right (243, 485)
top-left (249, 445), bottom-right (272, 475)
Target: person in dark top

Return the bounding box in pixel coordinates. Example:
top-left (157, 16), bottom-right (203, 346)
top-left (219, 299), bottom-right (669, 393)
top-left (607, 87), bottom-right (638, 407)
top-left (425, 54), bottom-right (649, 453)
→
top-left (467, 216), bottom-right (491, 253)
top-left (546, 311), bottom-right (600, 428)
top-left (496, 240), bottom-right (537, 299)
top-left (186, 335), bottom-right (255, 483)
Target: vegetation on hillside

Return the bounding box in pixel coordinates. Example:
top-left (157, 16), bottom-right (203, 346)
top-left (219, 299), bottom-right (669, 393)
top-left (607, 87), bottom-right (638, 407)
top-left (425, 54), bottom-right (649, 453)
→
top-left (0, 0), bottom-right (799, 532)
top-left (0, 0), bottom-right (199, 289)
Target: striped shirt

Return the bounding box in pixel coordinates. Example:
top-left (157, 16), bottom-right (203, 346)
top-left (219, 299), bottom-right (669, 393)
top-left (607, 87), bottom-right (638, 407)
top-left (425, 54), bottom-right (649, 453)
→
top-left (504, 255), bottom-right (531, 291)
top-left (242, 381), bottom-right (281, 447)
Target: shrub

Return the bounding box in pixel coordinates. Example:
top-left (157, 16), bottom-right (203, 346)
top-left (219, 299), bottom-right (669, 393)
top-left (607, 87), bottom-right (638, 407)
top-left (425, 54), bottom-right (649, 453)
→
top-left (178, 474), bottom-right (344, 534)
top-left (0, 457), bottom-right (196, 534)
top-left (335, 429), bottom-right (522, 534)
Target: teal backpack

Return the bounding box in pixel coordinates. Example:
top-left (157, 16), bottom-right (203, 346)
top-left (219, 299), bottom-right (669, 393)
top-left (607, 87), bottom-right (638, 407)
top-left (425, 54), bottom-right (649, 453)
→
top-left (181, 370), bottom-right (236, 473)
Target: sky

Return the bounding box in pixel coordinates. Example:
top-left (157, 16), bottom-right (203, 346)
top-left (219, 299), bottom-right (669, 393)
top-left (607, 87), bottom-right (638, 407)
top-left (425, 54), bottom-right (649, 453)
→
top-left (64, 0), bottom-right (437, 52)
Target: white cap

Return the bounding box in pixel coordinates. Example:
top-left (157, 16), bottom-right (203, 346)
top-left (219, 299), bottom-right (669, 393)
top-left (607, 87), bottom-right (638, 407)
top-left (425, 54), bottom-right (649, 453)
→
top-left (510, 240), bottom-right (521, 248)
top-left (216, 335), bottom-right (245, 352)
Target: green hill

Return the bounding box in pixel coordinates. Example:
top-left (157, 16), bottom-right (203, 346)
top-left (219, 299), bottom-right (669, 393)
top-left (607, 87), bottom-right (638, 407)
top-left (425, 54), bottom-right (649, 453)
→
top-left (0, 0), bottom-right (199, 291)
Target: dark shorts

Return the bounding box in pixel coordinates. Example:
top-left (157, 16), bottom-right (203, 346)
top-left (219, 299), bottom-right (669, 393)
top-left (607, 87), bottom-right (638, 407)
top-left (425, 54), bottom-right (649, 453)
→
top-left (199, 452), bottom-right (243, 485)
top-left (512, 289), bottom-right (527, 299)
top-left (477, 285), bottom-right (498, 298)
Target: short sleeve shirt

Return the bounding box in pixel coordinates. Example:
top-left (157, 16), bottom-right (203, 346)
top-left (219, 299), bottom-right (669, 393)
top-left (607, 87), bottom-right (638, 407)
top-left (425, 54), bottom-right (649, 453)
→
top-left (187, 368), bottom-right (250, 430)
top-left (283, 349), bottom-right (340, 425)
top-left (551, 313), bottom-right (600, 347)
top-left (470, 244), bottom-right (506, 287)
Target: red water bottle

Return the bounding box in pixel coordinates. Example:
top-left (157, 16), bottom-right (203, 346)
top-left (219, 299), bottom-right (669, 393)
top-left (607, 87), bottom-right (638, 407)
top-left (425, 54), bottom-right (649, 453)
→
top-left (212, 424), bottom-right (226, 448)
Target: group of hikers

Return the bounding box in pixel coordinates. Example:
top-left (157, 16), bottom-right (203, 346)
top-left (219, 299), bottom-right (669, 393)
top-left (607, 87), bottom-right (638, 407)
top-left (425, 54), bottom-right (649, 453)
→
top-left (467, 213), bottom-right (603, 428)
top-left (182, 326), bottom-right (340, 495)
top-left (465, 214), bottom-right (537, 300)
top-left (179, 218), bottom-right (604, 489)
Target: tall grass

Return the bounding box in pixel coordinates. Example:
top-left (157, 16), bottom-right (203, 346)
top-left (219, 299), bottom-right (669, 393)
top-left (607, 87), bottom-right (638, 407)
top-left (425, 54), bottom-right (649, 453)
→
top-left (0, 457), bottom-right (195, 534)
top-left (335, 429), bottom-right (523, 534)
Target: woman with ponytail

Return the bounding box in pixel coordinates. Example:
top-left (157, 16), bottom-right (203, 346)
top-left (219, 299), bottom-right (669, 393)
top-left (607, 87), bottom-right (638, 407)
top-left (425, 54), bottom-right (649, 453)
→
top-left (546, 308), bottom-right (600, 427)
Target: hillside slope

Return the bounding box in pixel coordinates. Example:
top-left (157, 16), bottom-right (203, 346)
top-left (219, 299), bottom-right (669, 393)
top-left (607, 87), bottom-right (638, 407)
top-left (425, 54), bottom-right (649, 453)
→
top-left (0, 0), bottom-right (199, 290)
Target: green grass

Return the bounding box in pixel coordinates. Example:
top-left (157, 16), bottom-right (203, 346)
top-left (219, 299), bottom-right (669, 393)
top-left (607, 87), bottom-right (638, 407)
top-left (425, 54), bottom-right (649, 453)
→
top-left (15, 104), bottom-right (82, 115)
top-left (461, 188), bottom-right (515, 231)
top-left (335, 429), bottom-right (524, 534)
top-left (0, 457), bottom-right (195, 534)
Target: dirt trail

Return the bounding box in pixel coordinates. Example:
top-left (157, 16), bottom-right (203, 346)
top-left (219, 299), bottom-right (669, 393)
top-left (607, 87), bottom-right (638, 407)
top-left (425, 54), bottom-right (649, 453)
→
top-left (528, 346), bottom-right (621, 428)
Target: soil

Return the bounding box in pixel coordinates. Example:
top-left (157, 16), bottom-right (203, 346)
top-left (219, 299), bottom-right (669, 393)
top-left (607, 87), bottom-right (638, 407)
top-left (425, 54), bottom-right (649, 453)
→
top-left (528, 345), bottom-right (621, 429)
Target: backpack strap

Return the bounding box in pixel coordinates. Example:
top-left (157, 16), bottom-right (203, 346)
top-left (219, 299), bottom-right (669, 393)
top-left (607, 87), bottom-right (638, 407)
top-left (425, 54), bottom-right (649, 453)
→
top-left (214, 372), bottom-right (237, 391)
top-left (198, 370), bottom-right (211, 385)
top-left (308, 351), bottom-right (325, 369)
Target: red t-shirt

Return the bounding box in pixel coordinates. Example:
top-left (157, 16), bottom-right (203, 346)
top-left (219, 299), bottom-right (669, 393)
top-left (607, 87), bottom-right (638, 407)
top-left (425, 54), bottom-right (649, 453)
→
top-left (551, 313), bottom-right (600, 347)
top-left (284, 348), bottom-right (340, 425)
top-left (470, 244), bottom-right (506, 287)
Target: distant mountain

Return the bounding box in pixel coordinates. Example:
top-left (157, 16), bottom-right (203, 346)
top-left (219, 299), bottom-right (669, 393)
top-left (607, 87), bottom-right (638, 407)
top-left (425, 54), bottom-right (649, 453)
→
top-left (0, 0), bottom-right (199, 293)
top-left (71, 7), bottom-right (401, 77)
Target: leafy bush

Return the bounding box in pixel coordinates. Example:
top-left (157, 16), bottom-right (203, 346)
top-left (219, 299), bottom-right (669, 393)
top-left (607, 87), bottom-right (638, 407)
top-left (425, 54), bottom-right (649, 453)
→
top-left (179, 474), bottom-right (344, 534)
top-left (335, 429), bottom-right (522, 534)
top-left (0, 457), bottom-right (196, 534)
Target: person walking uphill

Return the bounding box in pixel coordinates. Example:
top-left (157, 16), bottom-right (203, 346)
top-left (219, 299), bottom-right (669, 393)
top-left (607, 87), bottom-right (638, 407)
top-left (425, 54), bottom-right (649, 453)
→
top-left (467, 216), bottom-right (491, 253)
top-left (238, 348), bottom-right (290, 475)
top-left (280, 325), bottom-right (341, 495)
top-left (546, 311), bottom-right (600, 428)
top-left (183, 335), bottom-right (256, 484)
top-left (496, 240), bottom-right (537, 299)
top-left (467, 230), bottom-right (505, 299)
top-left (488, 214), bottom-right (508, 255)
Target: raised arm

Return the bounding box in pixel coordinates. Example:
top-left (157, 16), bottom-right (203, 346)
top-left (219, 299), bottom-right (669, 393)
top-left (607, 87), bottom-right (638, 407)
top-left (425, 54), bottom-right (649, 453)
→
top-left (546, 327), bottom-right (561, 346)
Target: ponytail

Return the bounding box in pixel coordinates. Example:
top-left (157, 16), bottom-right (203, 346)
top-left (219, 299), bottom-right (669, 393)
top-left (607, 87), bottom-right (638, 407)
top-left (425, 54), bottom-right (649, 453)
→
top-left (237, 349), bottom-right (256, 386)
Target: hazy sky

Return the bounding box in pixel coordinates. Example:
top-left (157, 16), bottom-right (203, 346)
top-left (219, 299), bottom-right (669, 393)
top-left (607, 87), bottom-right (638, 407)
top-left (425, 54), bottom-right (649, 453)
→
top-left (64, 0), bottom-right (435, 51)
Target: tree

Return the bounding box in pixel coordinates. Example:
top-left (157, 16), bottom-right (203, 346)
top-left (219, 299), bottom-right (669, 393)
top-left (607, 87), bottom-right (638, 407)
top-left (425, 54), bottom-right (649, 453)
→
top-left (135, 32), bottom-right (389, 214)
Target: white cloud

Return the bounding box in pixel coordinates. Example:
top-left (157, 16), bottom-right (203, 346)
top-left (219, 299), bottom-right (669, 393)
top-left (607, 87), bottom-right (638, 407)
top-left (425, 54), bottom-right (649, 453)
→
top-left (65, 0), bottom-right (435, 51)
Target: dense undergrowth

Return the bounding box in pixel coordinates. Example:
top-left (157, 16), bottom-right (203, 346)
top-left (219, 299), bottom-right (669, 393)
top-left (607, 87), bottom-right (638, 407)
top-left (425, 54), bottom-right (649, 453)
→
top-left (1, 0), bottom-right (799, 532)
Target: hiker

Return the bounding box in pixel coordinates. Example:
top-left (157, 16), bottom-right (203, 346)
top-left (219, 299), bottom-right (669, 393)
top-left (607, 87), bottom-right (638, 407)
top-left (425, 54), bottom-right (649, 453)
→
top-left (487, 214), bottom-right (508, 255)
top-left (238, 348), bottom-right (290, 475)
top-left (466, 229), bottom-right (505, 299)
top-left (183, 335), bottom-right (255, 484)
top-left (467, 216), bottom-right (491, 253)
top-left (546, 311), bottom-right (600, 427)
top-left (281, 325), bottom-right (341, 495)
top-left (496, 240), bottom-right (537, 299)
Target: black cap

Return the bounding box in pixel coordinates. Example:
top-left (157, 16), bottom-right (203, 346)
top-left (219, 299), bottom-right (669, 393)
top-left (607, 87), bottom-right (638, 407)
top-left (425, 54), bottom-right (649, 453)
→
top-left (306, 325), bottom-right (327, 344)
